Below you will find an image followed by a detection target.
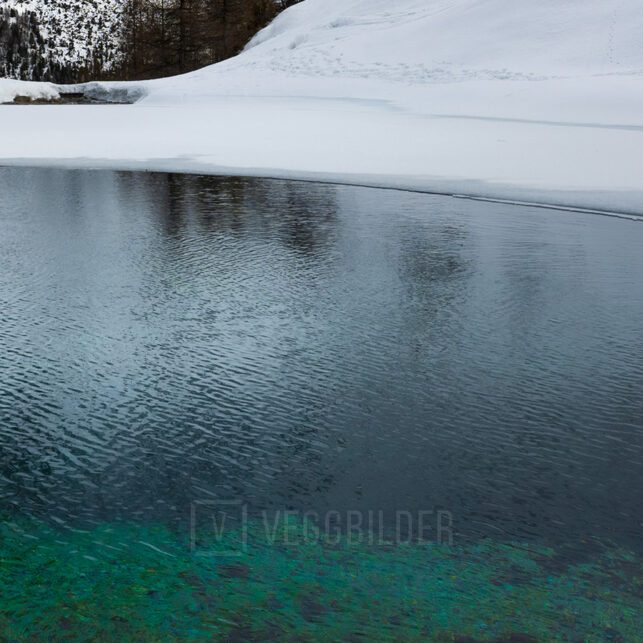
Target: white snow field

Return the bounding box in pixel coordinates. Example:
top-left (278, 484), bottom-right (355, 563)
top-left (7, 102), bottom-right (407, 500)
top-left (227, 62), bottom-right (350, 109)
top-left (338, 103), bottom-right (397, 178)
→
top-left (1, 0), bottom-right (643, 217)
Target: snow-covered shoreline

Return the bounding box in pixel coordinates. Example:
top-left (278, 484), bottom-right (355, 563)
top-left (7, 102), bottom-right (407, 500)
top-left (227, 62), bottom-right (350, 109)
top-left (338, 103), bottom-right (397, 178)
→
top-left (2, 0), bottom-right (643, 217)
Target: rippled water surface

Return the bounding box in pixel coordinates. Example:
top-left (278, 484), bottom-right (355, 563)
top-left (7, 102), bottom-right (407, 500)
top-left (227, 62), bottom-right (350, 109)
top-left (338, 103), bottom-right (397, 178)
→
top-left (1, 168), bottom-right (642, 551)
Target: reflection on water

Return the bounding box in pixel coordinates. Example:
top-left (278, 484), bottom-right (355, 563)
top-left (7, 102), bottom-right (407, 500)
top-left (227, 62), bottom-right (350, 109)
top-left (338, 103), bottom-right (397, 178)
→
top-left (0, 168), bottom-right (642, 556)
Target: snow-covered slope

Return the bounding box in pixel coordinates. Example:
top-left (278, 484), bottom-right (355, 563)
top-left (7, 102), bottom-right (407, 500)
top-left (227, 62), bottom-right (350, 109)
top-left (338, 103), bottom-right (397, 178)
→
top-left (162, 0), bottom-right (642, 86)
top-left (243, 0), bottom-right (642, 78)
top-left (1, 0), bottom-right (643, 216)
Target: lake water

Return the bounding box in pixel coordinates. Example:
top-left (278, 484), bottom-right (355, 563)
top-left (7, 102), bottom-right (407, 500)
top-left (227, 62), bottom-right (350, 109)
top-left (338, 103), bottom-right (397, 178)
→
top-left (0, 168), bottom-right (641, 640)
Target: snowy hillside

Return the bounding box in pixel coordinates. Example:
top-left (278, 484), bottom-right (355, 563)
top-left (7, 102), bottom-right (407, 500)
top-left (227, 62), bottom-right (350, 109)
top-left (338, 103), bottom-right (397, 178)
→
top-left (244, 0), bottom-right (643, 77)
top-left (1, 0), bottom-right (643, 217)
top-left (160, 0), bottom-right (643, 99)
top-left (0, 0), bottom-right (123, 80)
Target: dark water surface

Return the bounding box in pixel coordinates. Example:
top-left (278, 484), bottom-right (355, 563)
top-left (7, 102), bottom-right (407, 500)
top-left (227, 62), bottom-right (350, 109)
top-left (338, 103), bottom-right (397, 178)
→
top-left (0, 168), bottom-right (641, 551)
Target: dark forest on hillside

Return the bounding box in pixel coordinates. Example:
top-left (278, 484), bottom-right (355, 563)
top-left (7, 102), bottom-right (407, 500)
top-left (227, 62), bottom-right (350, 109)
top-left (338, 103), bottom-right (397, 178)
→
top-left (0, 0), bottom-right (302, 83)
top-left (0, 7), bottom-right (58, 81)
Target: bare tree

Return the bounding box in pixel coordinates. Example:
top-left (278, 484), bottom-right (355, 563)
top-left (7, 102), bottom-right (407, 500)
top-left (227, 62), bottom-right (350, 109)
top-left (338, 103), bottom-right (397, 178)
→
top-left (119, 0), bottom-right (287, 80)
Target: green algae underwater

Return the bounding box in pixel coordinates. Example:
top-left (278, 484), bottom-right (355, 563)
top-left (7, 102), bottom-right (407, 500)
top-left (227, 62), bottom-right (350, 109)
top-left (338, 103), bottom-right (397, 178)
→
top-left (1, 516), bottom-right (640, 642)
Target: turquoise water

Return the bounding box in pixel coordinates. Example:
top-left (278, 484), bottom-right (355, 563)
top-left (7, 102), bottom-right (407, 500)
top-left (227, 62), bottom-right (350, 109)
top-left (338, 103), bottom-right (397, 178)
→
top-left (1, 516), bottom-right (641, 641)
top-left (0, 169), bottom-right (641, 640)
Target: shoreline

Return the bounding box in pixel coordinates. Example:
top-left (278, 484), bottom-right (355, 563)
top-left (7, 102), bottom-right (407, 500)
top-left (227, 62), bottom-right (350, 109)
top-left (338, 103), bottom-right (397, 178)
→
top-left (2, 160), bottom-right (641, 222)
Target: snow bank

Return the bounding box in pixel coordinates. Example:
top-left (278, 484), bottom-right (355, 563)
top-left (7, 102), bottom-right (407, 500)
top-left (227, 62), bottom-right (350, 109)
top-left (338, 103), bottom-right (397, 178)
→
top-left (1, 0), bottom-right (643, 217)
top-left (0, 78), bottom-right (58, 103)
